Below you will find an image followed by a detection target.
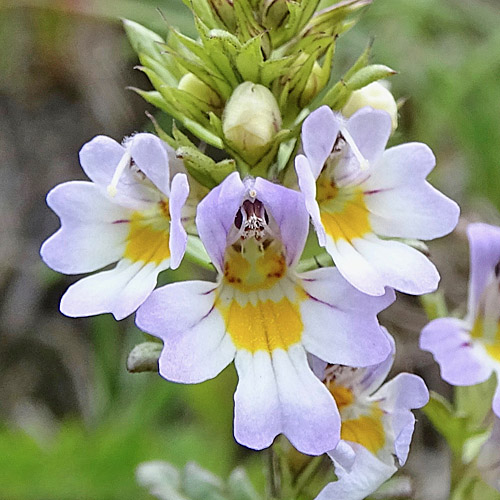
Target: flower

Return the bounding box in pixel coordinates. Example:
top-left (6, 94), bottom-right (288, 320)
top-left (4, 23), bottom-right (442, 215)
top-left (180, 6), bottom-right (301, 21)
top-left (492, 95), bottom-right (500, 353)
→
top-left (41, 133), bottom-right (190, 320)
top-left (136, 172), bottom-right (394, 455)
top-left (420, 223), bottom-right (500, 417)
top-left (295, 105), bottom-right (459, 296)
top-left (313, 333), bottom-right (429, 500)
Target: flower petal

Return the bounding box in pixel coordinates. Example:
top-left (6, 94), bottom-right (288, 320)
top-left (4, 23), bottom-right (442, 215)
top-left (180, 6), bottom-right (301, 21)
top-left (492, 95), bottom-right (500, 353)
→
top-left (298, 267), bottom-right (394, 366)
top-left (234, 345), bottom-right (340, 455)
top-left (127, 133), bottom-right (171, 196)
top-left (420, 317), bottom-right (493, 386)
top-left (467, 223), bottom-right (500, 321)
top-left (196, 172), bottom-right (246, 271)
top-left (316, 443), bottom-right (397, 500)
top-left (169, 173), bottom-right (190, 269)
top-left (364, 177), bottom-right (459, 240)
top-left (302, 106), bottom-right (340, 179)
top-left (60, 259), bottom-right (169, 320)
top-left (295, 154), bottom-right (326, 246)
top-left (328, 440), bottom-right (356, 471)
top-left (346, 107), bottom-right (391, 165)
top-left (136, 280), bottom-right (236, 383)
top-left (253, 177), bottom-right (310, 267)
top-left (41, 181), bottom-right (130, 274)
top-left (350, 235), bottom-right (440, 295)
top-left (79, 135), bottom-right (158, 208)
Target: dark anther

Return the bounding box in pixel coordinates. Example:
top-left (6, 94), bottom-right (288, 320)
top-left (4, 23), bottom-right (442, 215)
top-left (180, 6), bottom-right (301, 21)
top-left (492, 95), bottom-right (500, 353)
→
top-left (495, 260), bottom-right (500, 278)
top-left (333, 132), bottom-right (345, 152)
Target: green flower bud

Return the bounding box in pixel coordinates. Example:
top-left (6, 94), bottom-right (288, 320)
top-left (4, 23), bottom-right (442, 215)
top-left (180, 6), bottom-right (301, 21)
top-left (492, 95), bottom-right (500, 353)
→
top-left (342, 81), bottom-right (398, 132)
top-left (222, 82), bottom-right (282, 163)
top-left (178, 73), bottom-right (223, 111)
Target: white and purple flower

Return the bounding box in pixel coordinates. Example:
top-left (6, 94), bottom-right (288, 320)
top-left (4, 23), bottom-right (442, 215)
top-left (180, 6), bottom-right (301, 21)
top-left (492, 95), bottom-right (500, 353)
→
top-left (295, 105), bottom-right (459, 296)
top-left (136, 172), bottom-right (394, 455)
top-left (41, 133), bottom-right (190, 320)
top-left (421, 222), bottom-right (500, 417)
top-left (314, 333), bottom-right (429, 500)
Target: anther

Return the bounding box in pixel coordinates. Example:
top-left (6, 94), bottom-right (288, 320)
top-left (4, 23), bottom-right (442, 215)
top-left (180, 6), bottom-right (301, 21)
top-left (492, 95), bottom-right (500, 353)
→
top-left (107, 152), bottom-right (132, 197)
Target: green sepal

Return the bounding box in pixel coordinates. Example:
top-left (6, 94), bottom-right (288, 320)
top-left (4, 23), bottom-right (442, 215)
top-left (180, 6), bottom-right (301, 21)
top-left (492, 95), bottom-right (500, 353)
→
top-left (176, 145), bottom-right (235, 189)
top-left (234, 0), bottom-right (263, 42)
top-left (249, 128), bottom-right (293, 176)
top-left (260, 55), bottom-right (295, 87)
top-left (346, 63), bottom-right (397, 92)
top-left (208, 0), bottom-right (237, 32)
top-left (455, 375), bottom-right (497, 428)
top-left (123, 19), bottom-right (165, 61)
top-left (184, 236), bottom-right (214, 271)
top-left (145, 111), bottom-right (176, 148)
top-left (235, 35), bottom-right (264, 82)
top-left (130, 88), bottom-right (171, 114)
top-left (181, 0), bottom-right (220, 30)
top-left (423, 392), bottom-right (485, 457)
top-left (138, 52), bottom-right (179, 87)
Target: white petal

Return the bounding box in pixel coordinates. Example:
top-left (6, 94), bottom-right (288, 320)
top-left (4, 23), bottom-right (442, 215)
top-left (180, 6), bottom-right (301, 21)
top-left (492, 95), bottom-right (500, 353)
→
top-left (60, 259), bottom-right (168, 320)
top-left (316, 443), bottom-right (397, 500)
top-left (234, 345), bottom-right (340, 455)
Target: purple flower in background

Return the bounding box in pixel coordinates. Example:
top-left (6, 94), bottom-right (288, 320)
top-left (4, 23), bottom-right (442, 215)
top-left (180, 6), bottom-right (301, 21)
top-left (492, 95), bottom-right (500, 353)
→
top-left (41, 133), bottom-right (190, 320)
top-left (313, 332), bottom-right (429, 500)
top-left (295, 105), bottom-right (459, 296)
top-left (421, 223), bottom-right (500, 417)
top-left (136, 172), bottom-right (394, 455)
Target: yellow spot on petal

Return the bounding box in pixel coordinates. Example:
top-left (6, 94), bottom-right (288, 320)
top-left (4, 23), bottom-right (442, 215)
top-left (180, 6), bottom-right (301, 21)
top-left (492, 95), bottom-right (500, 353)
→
top-left (341, 405), bottom-right (386, 454)
top-left (318, 185), bottom-right (371, 243)
top-left (219, 295), bottom-right (303, 352)
top-left (471, 317), bottom-right (500, 361)
top-left (124, 204), bottom-right (171, 265)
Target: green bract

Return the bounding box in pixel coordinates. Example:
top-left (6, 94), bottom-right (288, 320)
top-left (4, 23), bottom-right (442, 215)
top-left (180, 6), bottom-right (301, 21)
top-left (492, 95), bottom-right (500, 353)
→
top-left (123, 0), bottom-right (395, 187)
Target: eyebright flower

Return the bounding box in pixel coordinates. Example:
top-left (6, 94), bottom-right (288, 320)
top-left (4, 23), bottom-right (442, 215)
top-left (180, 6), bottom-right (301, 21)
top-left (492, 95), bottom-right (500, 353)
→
top-left (295, 105), bottom-right (459, 296)
top-left (420, 223), bottom-right (500, 417)
top-left (313, 333), bottom-right (429, 500)
top-left (41, 133), bottom-right (190, 320)
top-left (136, 172), bottom-right (394, 455)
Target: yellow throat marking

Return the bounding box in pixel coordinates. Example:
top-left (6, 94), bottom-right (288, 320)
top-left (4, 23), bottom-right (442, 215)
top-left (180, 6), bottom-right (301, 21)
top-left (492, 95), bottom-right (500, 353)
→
top-left (123, 200), bottom-right (171, 264)
top-left (316, 176), bottom-right (371, 242)
top-left (218, 240), bottom-right (303, 353)
top-left (471, 317), bottom-right (500, 361)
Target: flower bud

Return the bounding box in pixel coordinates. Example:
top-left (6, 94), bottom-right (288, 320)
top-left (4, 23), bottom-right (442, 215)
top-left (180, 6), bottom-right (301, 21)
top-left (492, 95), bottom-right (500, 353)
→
top-left (261, 0), bottom-right (290, 31)
top-left (178, 73), bottom-right (223, 111)
top-left (208, 0), bottom-right (236, 31)
top-left (222, 82), bottom-right (282, 163)
top-left (342, 81), bottom-right (398, 132)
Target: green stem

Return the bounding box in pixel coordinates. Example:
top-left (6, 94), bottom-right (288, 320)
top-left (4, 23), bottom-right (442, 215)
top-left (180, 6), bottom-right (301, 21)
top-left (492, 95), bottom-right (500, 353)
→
top-left (293, 456), bottom-right (324, 497)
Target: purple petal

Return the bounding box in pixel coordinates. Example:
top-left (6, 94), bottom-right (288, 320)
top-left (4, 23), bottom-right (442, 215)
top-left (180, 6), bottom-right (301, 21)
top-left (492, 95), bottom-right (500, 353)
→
top-left (196, 172), bottom-right (246, 271)
top-left (253, 177), bottom-right (310, 267)
top-left (127, 133), bottom-right (171, 196)
top-left (467, 223), bottom-right (500, 321)
top-left (295, 154), bottom-right (326, 246)
top-left (302, 106), bottom-right (340, 179)
top-left (60, 259), bottom-right (169, 320)
top-left (168, 173), bottom-right (189, 269)
top-left (493, 382), bottom-right (500, 419)
top-left (345, 107), bottom-right (391, 165)
top-left (136, 280), bottom-right (236, 383)
top-left (234, 345), bottom-right (340, 455)
top-left (420, 317), bottom-right (493, 386)
top-left (298, 267), bottom-right (394, 366)
top-left (328, 441), bottom-right (356, 471)
top-left (40, 181), bottom-right (130, 274)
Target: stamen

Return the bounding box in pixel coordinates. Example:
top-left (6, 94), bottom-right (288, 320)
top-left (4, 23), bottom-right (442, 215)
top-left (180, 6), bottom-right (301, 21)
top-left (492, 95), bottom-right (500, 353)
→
top-left (339, 126), bottom-right (369, 171)
top-left (107, 152), bottom-right (131, 197)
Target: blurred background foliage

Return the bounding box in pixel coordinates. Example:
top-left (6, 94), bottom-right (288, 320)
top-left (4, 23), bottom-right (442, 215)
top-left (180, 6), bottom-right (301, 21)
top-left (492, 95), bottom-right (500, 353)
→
top-left (0, 0), bottom-right (499, 498)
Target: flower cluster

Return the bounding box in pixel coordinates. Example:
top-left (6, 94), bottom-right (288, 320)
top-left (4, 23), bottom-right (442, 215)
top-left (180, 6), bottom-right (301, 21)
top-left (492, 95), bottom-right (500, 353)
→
top-left (40, 0), bottom-right (498, 498)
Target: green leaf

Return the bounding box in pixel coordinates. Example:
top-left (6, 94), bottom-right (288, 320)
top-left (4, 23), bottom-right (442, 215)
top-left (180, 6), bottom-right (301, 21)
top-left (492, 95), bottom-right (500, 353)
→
top-left (455, 375), bottom-right (497, 428)
top-left (346, 64), bottom-right (397, 91)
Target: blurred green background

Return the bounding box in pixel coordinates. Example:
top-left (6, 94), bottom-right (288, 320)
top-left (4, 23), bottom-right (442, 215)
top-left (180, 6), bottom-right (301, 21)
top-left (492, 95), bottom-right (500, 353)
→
top-left (0, 0), bottom-right (499, 498)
